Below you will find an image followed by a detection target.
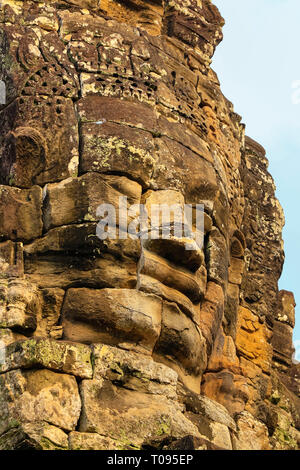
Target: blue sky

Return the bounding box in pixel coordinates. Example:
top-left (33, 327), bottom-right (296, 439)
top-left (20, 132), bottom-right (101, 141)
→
top-left (212, 0), bottom-right (300, 352)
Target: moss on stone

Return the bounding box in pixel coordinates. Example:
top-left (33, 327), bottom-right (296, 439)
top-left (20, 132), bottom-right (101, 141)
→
top-left (156, 417), bottom-right (171, 436)
top-left (274, 428), bottom-right (298, 450)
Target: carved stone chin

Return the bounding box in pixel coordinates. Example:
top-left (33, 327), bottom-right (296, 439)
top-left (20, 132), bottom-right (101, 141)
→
top-left (0, 0), bottom-right (299, 451)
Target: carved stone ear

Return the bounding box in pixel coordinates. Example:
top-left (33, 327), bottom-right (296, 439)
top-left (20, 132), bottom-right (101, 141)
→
top-left (230, 230), bottom-right (246, 258)
top-left (7, 127), bottom-right (47, 188)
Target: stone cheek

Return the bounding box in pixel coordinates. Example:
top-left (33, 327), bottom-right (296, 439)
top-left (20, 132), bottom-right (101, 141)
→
top-left (0, 0), bottom-right (299, 451)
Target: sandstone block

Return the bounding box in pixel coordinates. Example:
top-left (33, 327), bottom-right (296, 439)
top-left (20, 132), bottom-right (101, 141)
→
top-left (0, 185), bottom-right (42, 242)
top-left (0, 338), bottom-right (93, 379)
top-left (0, 241), bottom-right (24, 278)
top-left (0, 279), bottom-right (39, 332)
top-left (272, 321), bottom-right (294, 370)
top-left (79, 378), bottom-right (199, 449)
top-left (277, 290), bottom-right (295, 327)
top-left (62, 288), bottom-right (162, 353)
top-left (0, 422), bottom-right (69, 450)
top-left (140, 250), bottom-right (203, 303)
top-left (199, 281), bottom-right (224, 353)
top-left (177, 383), bottom-right (236, 431)
top-left (185, 412), bottom-right (232, 450)
top-left (0, 369), bottom-right (81, 435)
top-left (154, 301), bottom-right (207, 392)
top-left (236, 306), bottom-right (273, 374)
top-left (138, 274), bottom-right (200, 323)
top-left (93, 343), bottom-right (178, 399)
top-left (69, 432), bottom-right (119, 451)
top-left (232, 411), bottom-right (270, 450)
top-left (202, 370), bottom-right (249, 416)
top-left (205, 227), bottom-right (229, 288)
top-left (207, 328), bottom-right (240, 374)
top-left (80, 121), bottom-right (156, 187)
top-left (43, 172), bottom-right (141, 231)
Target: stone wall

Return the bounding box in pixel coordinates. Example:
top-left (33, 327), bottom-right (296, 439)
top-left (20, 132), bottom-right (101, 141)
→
top-left (0, 0), bottom-right (299, 450)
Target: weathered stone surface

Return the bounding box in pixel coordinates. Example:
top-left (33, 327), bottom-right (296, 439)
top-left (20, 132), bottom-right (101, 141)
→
top-left (80, 122), bottom-right (156, 187)
top-left (185, 413), bottom-right (232, 450)
top-left (207, 328), bottom-right (240, 374)
top-left (176, 383), bottom-right (235, 449)
top-left (0, 327), bottom-right (26, 347)
top-left (0, 279), bottom-right (40, 332)
top-left (25, 251), bottom-right (139, 291)
top-left (206, 228), bottom-right (229, 288)
top-left (43, 173), bottom-right (142, 231)
top-left (69, 432), bottom-right (119, 451)
top-left (239, 356), bottom-right (272, 421)
top-left (199, 281), bottom-right (224, 355)
top-left (270, 407), bottom-right (300, 450)
top-left (177, 384), bottom-right (236, 431)
top-left (79, 378), bottom-right (200, 449)
top-left (0, 422), bottom-right (69, 450)
top-left (241, 136), bottom-right (285, 323)
top-left (201, 370), bottom-right (249, 416)
top-left (0, 241), bottom-right (24, 278)
top-left (224, 282), bottom-right (240, 339)
top-left (0, 369), bottom-right (81, 435)
top-left (165, 435), bottom-right (225, 450)
top-left (272, 321), bottom-right (295, 370)
top-left (232, 412), bottom-right (270, 450)
top-left (93, 343), bottom-right (178, 399)
top-left (277, 290), bottom-right (296, 327)
top-left (272, 291), bottom-right (296, 371)
top-left (0, 99), bottom-right (79, 188)
top-left (140, 249), bottom-right (203, 303)
top-left (0, 0), bottom-right (298, 451)
top-left (0, 338), bottom-right (93, 379)
top-left (0, 185), bottom-right (42, 242)
top-left (154, 301), bottom-right (207, 393)
top-left (35, 288), bottom-right (65, 339)
top-left (280, 364), bottom-right (300, 398)
top-left (236, 306), bottom-right (273, 374)
top-left (62, 288), bottom-right (162, 353)
top-left (228, 258), bottom-right (244, 286)
top-left (138, 274), bottom-right (200, 323)
top-left (269, 371), bottom-right (300, 433)
top-left (24, 223), bottom-right (139, 290)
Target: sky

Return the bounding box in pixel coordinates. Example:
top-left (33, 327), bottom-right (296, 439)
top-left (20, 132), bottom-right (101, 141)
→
top-left (212, 0), bottom-right (300, 355)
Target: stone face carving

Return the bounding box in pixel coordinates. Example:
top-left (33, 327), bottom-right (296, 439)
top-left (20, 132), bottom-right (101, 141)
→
top-left (0, 0), bottom-right (299, 450)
